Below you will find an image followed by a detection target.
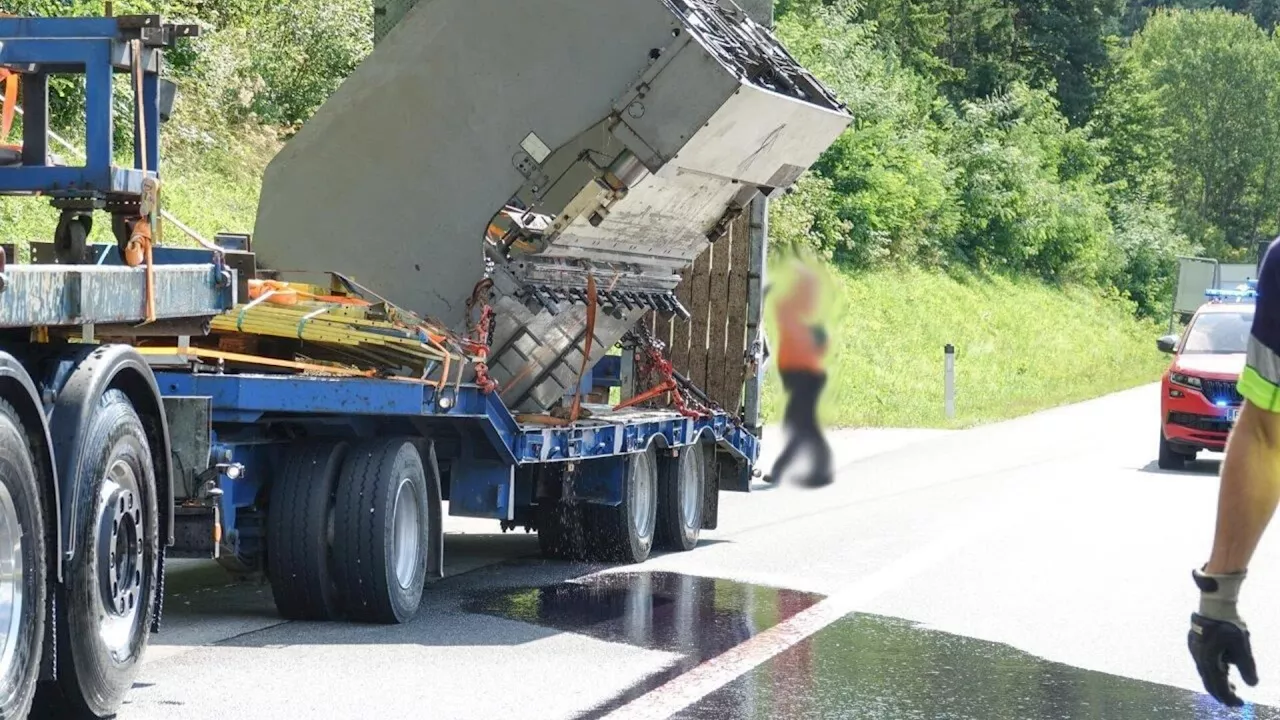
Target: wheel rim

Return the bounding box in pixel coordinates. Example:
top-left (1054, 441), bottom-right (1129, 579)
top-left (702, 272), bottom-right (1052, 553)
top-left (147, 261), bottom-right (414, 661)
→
top-left (96, 459), bottom-right (145, 659)
top-left (391, 477), bottom-right (423, 590)
top-left (630, 449), bottom-right (656, 539)
top-left (0, 481), bottom-right (24, 684)
top-left (679, 443), bottom-right (704, 530)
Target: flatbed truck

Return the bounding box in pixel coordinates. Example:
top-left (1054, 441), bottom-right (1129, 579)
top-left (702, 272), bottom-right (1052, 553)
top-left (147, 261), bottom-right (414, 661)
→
top-left (0, 3), bottom-right (850, 717)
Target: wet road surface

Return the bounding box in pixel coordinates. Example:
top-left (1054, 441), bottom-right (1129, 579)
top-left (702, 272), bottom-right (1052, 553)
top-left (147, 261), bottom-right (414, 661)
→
top-left (467, 571), bottom-right (824, 717)
top-left (470, 570), bottom-right (1280, 720)
top-left (118, 385), bottom-right (1280, 719)
top-left (674, 614), bottom-right (1280, 720)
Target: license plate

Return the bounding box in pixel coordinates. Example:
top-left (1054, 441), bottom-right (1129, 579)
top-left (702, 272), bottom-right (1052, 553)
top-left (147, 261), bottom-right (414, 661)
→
top-left (1229, 407), bottom-right (1241, 423)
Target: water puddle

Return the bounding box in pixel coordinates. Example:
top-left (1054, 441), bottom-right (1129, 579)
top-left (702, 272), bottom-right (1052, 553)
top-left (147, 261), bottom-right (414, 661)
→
top-left (464, 570), bottom-right (824, 717)
top-left (673, 613), bottom-right (1280, 720)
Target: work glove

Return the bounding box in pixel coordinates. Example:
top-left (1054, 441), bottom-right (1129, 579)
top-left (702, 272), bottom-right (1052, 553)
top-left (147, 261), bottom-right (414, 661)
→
top-left (1188, 567), bottom-right (1259, 707)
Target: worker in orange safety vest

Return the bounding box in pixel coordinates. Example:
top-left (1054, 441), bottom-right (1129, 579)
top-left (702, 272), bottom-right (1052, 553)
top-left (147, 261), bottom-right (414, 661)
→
top-left (763, 263), bottom-right (833, 488)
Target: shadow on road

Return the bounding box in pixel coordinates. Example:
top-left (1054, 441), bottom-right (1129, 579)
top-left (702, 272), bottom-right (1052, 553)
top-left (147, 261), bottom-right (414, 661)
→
top-left (1137, 458), bottom-right (1221, 476)
top-left (150, 532), bottom-right (741, 656)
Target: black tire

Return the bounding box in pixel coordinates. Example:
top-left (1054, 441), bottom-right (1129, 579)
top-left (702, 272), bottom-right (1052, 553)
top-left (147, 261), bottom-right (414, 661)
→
top-left (588, 444), bottom-right (659, 564)
top-left (0, 399), bottom-right (47, 719)
top-left (1158, 432), bottom-right (1187, 471)
top-left (54, 212), bottom-right (91, 264)
top-left (333, 438), bottom-right (429, 624)
top-left (656, 441), bottom-right (706, 553)
top-left (267, 441), bottom-right (349, 621)
top-left (41, 389), bottom-right (158, 718)
top-left (536, 501), bottom-right (589, 561)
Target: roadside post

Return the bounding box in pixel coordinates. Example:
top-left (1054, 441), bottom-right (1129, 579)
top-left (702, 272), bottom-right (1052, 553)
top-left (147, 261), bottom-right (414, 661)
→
top-left (944, 344), bottom-right (956, 420)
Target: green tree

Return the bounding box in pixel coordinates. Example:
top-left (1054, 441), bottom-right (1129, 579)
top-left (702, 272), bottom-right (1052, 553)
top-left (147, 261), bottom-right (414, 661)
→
top-left (774, 0), bottom-right (960, 266)
top-left (1120, 8), bottom-right (1280, 256)
top-left (945, 82), bottom-right (1113, 281)
top-left (1014, 0), bottom-right (1125, 123)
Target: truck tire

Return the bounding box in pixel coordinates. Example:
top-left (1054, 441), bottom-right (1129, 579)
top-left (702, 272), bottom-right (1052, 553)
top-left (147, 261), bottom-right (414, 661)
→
top-left (333, 438), bottom-right (429, 624)
top-left (42, 390), bottom-right (158, 718)
top-left (0, 399), bottom-right (46, 720)
top-left (267, 441), bottom-right (349, 621)
top-left (655, 441), bottom-right (706, 553)
top-left (589, 444), bottom-right (659, 564)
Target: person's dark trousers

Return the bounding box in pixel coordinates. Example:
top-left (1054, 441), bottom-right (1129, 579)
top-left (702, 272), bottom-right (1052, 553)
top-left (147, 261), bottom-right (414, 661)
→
top-left (768, 370), bottom-right (834, 487)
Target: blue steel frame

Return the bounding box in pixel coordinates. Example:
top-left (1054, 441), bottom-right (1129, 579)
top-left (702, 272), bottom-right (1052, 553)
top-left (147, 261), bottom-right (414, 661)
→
top-left (0, 17), bottom-right (163, 196)
top-left (153, 373), bottom-right (759, 466)
top-left (154, 371), bottom-right (759, 532)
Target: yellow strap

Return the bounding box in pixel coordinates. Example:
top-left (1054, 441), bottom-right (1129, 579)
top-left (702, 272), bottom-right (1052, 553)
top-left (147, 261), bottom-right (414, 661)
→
top-left (136, 346), bottom-right (376, 377)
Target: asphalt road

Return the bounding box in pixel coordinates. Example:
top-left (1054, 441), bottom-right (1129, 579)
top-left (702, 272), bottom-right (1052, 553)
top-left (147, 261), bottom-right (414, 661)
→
top-left (112, 383), bottom-right (1280, 719)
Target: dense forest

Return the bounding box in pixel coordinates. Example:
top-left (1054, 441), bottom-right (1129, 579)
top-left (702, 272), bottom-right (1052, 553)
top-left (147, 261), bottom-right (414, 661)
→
top-left (3, 0), bottom-right (1278, 321)
top-left (771, 0), bottom-right (1280, 318)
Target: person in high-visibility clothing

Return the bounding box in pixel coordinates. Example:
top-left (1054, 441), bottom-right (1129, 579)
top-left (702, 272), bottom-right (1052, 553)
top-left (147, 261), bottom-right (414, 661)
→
top-left (764, 264), bottom-right (833, 488)
top-left (1187, 238), bottom-right (1280, 707)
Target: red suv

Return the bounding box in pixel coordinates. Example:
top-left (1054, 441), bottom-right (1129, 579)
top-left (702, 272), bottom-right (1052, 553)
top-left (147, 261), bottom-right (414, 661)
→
top-left (1157, 291), bottom-right (1255, 469)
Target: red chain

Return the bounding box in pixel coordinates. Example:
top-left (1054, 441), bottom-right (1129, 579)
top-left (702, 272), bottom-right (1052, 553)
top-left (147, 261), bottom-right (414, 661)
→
top-left (625, 328), bottom-right (715, 419)
top-left (463, 279), bottom-right (500, 393)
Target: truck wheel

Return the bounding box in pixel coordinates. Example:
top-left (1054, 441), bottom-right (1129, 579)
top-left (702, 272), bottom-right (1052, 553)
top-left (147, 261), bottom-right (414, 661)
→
top-left (0, 399), bottom-right (46, 719)
top-left (267, 441), bottom-right (349, 621)
top-left (589, 444), bottom-right (659, 564)
top-left (536, 501), bottom-right (588, 561)
top-left (1158, 432), bottom-right (1187, 471)
top-left (45, 390), bottom-right (158, 718)
top-left (656, 441), bottom-right (706, 553)
top-left (333, 438), bottom-right (429, 624)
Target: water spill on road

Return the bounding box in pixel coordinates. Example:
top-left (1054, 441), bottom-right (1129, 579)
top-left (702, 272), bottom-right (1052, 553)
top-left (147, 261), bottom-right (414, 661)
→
top-left (671, 613), bottom-right (1280, 720)
top-left (464, 571), bottom-right (824, 718)
top-left (470, 574), bottom-right (1270, 719)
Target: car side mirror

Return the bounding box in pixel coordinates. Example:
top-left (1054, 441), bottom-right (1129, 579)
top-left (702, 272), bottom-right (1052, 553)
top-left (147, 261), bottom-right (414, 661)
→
top-left (1157, 334), bottom-right (1179, 354)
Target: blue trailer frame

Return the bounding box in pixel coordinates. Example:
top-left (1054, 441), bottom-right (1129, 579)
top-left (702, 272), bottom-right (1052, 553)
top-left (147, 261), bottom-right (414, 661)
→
top-left (153, 365), bottom-right (759, 562)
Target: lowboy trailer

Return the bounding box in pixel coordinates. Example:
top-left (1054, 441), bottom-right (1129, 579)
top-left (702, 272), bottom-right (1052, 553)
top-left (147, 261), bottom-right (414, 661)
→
top-left (0, 2), bottom-right (850, 717)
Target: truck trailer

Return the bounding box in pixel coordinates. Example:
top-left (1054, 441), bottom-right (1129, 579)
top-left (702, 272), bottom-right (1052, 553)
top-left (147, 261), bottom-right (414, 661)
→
top-left (0, 3), bottom-right (850, 718)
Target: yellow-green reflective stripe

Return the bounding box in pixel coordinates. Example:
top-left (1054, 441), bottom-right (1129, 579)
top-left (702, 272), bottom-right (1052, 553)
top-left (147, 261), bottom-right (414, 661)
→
top-left (1239, 366), bottom-right (1280, 412)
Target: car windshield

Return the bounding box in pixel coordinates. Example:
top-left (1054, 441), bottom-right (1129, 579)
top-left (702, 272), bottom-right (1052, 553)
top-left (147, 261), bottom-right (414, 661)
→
top-left (1182, 309), bottom-right (1255, 354)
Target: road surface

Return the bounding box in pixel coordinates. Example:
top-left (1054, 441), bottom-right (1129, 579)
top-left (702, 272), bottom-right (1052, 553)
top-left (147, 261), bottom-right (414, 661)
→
top-left (114, 384), bottom-right (1280, 719)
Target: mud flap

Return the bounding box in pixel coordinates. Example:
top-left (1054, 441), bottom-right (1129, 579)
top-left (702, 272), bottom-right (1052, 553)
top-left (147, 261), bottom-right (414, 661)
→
top-left (420, 439), bottom-right (445, 579)
top-left (702, 441), bottom-right (721, 531)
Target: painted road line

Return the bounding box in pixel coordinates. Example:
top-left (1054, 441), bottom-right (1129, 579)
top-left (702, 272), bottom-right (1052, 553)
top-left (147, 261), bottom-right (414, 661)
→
top-left (597, 475), bottom-right (1029, 720)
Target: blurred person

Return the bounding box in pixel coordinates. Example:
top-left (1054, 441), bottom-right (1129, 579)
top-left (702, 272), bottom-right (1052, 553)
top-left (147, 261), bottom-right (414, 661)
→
top-left (763, 263), bottom-right (833, 488)
top-left (1187, 238), bottom-right (1280, 707)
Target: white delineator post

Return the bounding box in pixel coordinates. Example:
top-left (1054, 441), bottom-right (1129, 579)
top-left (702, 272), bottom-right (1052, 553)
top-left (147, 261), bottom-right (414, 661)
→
top-left (944, 344), bottom-right (956, 420)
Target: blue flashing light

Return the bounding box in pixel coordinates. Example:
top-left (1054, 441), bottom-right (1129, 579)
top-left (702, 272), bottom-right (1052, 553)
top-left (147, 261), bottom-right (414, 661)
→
top-left (1216, 400), bottom-right (1228, 407)
top-left (1206, 285), bottom-right (1258, 302)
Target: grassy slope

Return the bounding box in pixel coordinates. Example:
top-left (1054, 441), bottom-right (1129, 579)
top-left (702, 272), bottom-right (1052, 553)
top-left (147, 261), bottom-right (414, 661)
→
top-left (0, 129), bottom-right (274, 258)
top-left (759, 264), bottom-right (1171, 429)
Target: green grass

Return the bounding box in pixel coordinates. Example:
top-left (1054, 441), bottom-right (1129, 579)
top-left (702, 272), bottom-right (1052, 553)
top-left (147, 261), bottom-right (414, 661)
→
top-left (759, 264), bottom-right (1171, 429)
top-left (0, 122), bottom-right (275, 258)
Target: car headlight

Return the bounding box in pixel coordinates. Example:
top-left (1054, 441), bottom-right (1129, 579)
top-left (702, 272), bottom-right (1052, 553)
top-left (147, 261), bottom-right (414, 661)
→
top-left (1170, 372), bottom-right (1202, 389)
